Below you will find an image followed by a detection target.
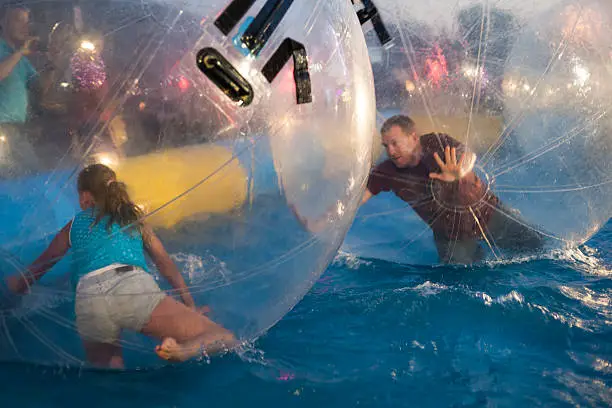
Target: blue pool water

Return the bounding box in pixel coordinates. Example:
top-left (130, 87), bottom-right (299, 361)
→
top-left (1, 200), bottom-right (610, 406)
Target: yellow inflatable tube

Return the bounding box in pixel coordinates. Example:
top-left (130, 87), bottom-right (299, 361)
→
top-left (409, 114), bottom-right (504, 154)
top-left (113, 144), bottom-right (248, 229)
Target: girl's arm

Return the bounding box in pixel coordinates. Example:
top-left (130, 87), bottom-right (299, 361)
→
top-left (143, 226), bottom-right (195, 308)
top-left (6, 221), bottom-right (72, 294)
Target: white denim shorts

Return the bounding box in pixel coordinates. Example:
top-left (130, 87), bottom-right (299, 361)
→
top-left (75, 264), bottom-right (166, 344)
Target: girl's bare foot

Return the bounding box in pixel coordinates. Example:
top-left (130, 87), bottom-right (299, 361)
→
top-left (155, 331), bottom-right (238, 362)
top-left (155, 337), bottom-right (192, 362)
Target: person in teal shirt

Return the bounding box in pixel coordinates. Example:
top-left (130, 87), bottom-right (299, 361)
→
top-left (0, 4), bottom-right (38, 123)
top-left (0, 37), bottom-right (37, 123)
top-left (0, 4), bottom-right (64, 174)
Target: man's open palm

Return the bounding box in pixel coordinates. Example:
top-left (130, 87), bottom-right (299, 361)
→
top-left (429, 146), bottom-right (476, 183)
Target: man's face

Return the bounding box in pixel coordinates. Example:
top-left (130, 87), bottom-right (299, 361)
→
top-left (3, 9), bottom-right (30, 44)
top-left (382, 125), bottom-right (421, 168)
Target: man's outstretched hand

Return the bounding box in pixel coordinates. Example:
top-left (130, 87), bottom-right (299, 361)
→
top-left (429, 146), bottom-right (476, 183)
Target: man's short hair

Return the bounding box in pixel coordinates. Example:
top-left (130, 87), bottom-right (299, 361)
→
top-left (1, 2), bottom-right (29, 25)
top-left (2, 1), bottom-right (29, 13)
top-left (381, 115), bottom-right (416, 136)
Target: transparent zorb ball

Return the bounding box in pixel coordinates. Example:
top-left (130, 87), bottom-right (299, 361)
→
top-left (345, 0), bottom-right (611, 265)
top-left (0, 0), bottom-right (375, 368)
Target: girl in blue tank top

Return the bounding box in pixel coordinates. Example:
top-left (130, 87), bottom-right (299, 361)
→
top-left (5, 164), bottom-right (236, 368)
top-left (69, 207), bottom-right (150, 289)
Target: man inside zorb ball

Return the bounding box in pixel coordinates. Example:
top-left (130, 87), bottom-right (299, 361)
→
top-left (301, 114), bottom-right (546, 265)
top-left (302, 0), bottom-right (611, 265)
top-left (363, 115), bottom-right (545, 264)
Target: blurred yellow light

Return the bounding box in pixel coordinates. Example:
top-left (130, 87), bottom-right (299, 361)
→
top-left (94, 151), bottom-right (119, 169)
top-left (80, 40), bottom-right (96, 51)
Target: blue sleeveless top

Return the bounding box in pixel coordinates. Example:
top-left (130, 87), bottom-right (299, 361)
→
top-left (69, 208), bottom-right (149, 287)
